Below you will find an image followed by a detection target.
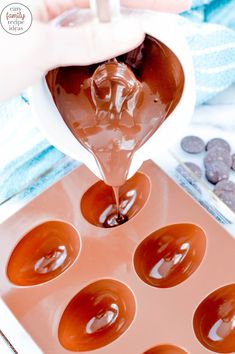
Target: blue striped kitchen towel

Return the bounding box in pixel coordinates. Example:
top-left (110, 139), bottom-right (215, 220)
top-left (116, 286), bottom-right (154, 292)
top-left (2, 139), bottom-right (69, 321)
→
top-left (181, 0), bottom-right (235, 104)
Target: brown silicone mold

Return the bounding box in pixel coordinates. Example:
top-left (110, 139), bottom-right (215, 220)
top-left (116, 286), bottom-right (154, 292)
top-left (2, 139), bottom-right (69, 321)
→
top-left (0, 161), bottom-right (235, 354)
top-left (143, 344), bottom-right (188, 354)
top-left (7, 220), bottom-right (81, 286)
top-left (193, 283), bottom-right (235, 353)
top-left (134, 223), bottom-right (206, 288)
top-left (58, 279), bottom-right (136, 351)
top-left (80, 172), bottom-right (150, 227)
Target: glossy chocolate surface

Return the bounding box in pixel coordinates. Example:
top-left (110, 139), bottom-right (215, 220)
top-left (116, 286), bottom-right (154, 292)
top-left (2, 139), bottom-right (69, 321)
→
top-left (80, 172), bottom-right (150, 227)
top-left (47, 35), bottom-right (184, 188)
top-left (134, 223), bottom-right (206, 288)
top-left (7, 221), bottom-right (80, 286)
top-left (58, 279), bottom-right (135, 351)
top-left (143, 344), bottom-right (188, 354)
top-left (193, 284), bottom-right (235, 353)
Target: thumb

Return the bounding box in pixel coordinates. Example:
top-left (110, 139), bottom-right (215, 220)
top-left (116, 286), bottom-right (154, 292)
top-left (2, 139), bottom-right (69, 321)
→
top-left (47, 15), bottom-right (145, 68)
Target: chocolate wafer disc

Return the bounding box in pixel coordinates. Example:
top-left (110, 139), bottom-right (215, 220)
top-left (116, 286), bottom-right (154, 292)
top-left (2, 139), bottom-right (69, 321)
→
top-left (205, 160), bottom-right (230, 184)
top-left (214, 180), bottom-right (235, 212)
top-left (204, 147), bottom-right (232, 168)
top-left (181, 136), bottom-right (205, 154)
top-left (231, 154), bottom-right (235, 171)
top-left (206, 138), bottom-right (231, 152)
top-left (176, 162), bottom-right (202, 183)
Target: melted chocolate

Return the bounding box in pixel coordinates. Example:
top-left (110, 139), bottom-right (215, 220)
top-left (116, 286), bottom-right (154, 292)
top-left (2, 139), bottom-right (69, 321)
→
top-left (80, 172), bottom-right (150, 228)
top-left (47, 35), bottom-right (184, 227)
top-left (7, 221), bottom-right (80, 286)
top-left (103, 213), bottom-right (128, 228)
top-left (58, 279), bottom-right (136, 351)
top-left (193, 284), bottom-right (235, 353)
top-left (134, 223), bottom-right (206, 288)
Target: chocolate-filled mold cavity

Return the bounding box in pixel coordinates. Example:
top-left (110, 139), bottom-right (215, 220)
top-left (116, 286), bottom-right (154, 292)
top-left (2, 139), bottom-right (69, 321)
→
top-left (193, 284), bottom-right (235, 353)
top-left (143, 344), bottom-right (188, 354)
top-left (58, 279), bottom-right (136, 351)
top-left (81, 172), bottom-right (150, 228)
top-left (134, 223), bottom-right (206, 288)
top-left (7, 221), bottom-right (81, 286)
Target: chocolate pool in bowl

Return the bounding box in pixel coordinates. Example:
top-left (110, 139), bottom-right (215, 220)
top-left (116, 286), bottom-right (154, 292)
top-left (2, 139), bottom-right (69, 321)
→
top-left (7, 221), bottom-right (81, 286)
top-left (143, 344), bottom-right (188, 354)
top-left (134, 223), bottom-right (206, 288)
top-left (80, 172), bottom-right (150, 227)
top-left (193, 284), bottom-right (235, 353)
top-left (46, 34), bottom-right (184, 225)
top-left (58, 279), bottom-right (136, 351)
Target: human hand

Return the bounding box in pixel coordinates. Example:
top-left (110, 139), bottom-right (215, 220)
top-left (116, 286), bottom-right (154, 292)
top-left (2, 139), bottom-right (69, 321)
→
top-left (0, 0), bottom-right (191, 102)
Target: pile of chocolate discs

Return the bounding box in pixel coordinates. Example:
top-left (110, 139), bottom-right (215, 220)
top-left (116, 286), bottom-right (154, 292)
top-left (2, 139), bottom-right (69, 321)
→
top-left (178, 136), bottom-right (235, 212)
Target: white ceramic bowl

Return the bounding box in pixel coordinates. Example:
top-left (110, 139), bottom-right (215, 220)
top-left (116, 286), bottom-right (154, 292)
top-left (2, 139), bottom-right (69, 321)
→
top-left (28, 9), bottom-right (195, 181)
